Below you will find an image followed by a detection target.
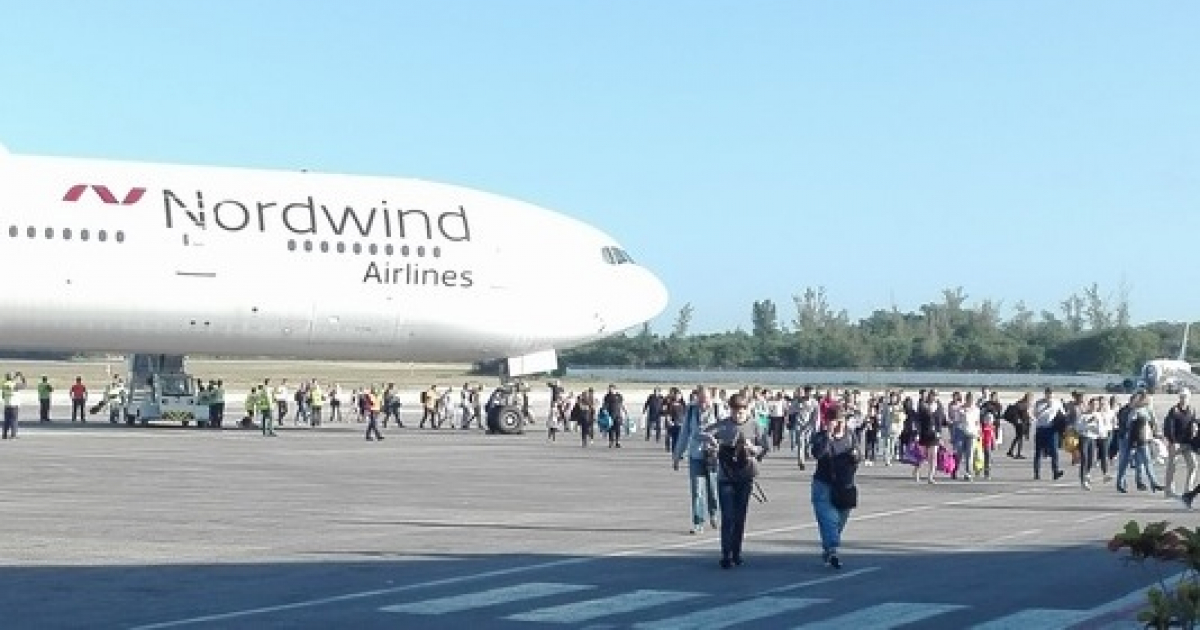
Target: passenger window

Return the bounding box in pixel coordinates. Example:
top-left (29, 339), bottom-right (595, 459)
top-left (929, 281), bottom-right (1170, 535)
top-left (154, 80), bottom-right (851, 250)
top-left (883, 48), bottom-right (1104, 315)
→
top-left (7, 226), bottom-right (15, 238)
top-left (26, 226), bottom-right (35, 238)
top-left (353, 243), bottom-right (362, 254)
top-left (303, 240), bottom-right (313, 252)
top-left (63, 228), bottom-right (72, 240)
top-left (98, 230), bottom-right (108, 242)
top-left (336, 242), bottom-right (346, 253)
top-left (115, 231), bottom-right (125, 243)
top-left (385, 244), bottom-right (394, 256)
top-left (287, 240), bottom-right (297, 252)
top-left (81, 229), bottom-right (90, 241)
top-left (369, 243), bottom-right (378, 255)
top-left (320, 241), bottom-right (329, 253)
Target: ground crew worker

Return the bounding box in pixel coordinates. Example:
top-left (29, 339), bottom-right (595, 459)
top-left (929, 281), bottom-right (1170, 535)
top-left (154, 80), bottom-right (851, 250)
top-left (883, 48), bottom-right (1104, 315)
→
top-left (258, 386), bottom-right (277, 436)
top-left (211, 379), bottom-right (226, 429)
top-left (2, 373), bottom-right (19, 439)
top-left (37, 376), bottom-right (52, 422)
top-left (104, 377), bottom-right (125, 423)
top-left (309, 382), bottom-right (324, 426)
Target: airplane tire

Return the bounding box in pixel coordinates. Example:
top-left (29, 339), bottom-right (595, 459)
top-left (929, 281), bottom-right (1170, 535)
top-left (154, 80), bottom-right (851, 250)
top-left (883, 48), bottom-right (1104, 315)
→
top-left (494, 405), bottom-right (525, 435)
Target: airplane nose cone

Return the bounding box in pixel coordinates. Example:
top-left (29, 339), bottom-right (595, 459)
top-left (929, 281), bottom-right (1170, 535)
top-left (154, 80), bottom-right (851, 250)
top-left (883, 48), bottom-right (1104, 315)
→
top-left (645, 269), bottom-right (669, 322)
top-left (599, 267), bottom-right (669, 334)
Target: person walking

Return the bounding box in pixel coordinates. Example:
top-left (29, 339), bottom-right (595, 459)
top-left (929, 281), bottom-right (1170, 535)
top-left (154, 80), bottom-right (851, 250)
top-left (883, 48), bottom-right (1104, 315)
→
top-left (1163, 390), bottom-right (1198, 499)
top-left (673, 386), bottom-right (720, 535)
top-left (1116, 392), bottom-right (1163, 493)
top-left (810, 408), bottom-right (860, 569)
top-left (705, 393), bottom-right (765, 569)
top-left (365, 388), bottom-right (384, 442)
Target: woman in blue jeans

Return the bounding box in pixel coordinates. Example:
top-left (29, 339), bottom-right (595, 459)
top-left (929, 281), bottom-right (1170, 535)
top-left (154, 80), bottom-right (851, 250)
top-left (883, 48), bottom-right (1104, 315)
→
top-left (811, 408), bottom-right (860, 569)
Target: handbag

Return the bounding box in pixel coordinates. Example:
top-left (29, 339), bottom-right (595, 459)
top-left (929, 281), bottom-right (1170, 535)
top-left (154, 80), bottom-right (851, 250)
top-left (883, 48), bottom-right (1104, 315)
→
top-left (831, 484), bottom-right (857, 510)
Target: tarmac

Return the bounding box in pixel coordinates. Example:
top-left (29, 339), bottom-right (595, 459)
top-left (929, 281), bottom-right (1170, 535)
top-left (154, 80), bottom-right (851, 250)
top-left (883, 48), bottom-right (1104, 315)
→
top-left (0, 397), bottom-right (1191, 630)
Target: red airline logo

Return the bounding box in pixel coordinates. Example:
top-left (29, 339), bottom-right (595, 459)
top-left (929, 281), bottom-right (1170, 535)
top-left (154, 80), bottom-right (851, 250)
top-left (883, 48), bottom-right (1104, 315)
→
top-left (62, 184), bottom-right (146, 205)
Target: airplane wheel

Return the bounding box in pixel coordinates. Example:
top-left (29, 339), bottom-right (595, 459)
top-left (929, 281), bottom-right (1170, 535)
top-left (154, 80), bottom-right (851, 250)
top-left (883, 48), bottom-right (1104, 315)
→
top-left (494, 405), bottom-right (525, 435)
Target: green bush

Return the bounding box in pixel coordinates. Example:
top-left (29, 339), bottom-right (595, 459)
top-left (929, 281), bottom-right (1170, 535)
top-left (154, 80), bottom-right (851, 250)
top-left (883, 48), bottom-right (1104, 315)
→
top-left (1108, 520), bottom-right (1200, 629)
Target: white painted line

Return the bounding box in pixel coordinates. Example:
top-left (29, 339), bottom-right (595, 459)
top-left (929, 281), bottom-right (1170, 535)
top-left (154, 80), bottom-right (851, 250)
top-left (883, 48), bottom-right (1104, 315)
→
top-left (791, 602), bottom-right (966, 629)
top-left (635, 597), bottom-right (826, 630)
top-left (379, 582), bottom-right (593, 615)
top-left (126, 486), bottom-right (1038, 629)
top-left (970, 608), bottom-right (1090, 630)
top-left (506, 589), bottom-right (700, 623)
top-left (982, 529), bottom-right (1042, 545)
top-left (764, 566), bottom-right (881, 595)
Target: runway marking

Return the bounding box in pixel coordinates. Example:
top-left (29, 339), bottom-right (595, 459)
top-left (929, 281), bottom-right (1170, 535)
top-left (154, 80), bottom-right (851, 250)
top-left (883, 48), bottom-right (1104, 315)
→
top-left (505, 588), bottom-right (700, 623)
top-left (633, 596), bottom-right (826, 630)
top-left (380, 582), bottom-right (593, 615)
top-left (970, 608), bottom-right (1090, 629)
top-left (764, 567), bottom-right (881, 594)
top-left (125, 486), bottom-right (1074, 629)
top-left (790, 602), bottom-right (967, 629)
top-left (981, 529), bottom-right (1042, 545)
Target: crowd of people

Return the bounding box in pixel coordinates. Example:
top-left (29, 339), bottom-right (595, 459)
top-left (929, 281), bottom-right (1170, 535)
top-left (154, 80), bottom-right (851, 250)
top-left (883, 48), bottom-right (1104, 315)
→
top-left (545, 383), bottom-right (1199, 570)
top-left (10, 372), bottom-right (1199, 570)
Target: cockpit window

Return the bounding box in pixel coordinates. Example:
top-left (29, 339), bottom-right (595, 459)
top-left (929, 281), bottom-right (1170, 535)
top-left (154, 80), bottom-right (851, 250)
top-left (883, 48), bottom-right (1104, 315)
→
top-left (601, 246), bottom-right (635, 265)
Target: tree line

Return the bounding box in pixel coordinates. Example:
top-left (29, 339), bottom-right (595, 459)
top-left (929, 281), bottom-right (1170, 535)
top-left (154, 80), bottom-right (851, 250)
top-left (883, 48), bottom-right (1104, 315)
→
top-left (561, 284), bottom-right (1197, 375)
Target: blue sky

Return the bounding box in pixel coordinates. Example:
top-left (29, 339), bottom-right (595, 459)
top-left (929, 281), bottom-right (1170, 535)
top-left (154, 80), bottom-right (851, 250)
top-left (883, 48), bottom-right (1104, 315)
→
top-left (1, 2), bottom-right (1197, 334)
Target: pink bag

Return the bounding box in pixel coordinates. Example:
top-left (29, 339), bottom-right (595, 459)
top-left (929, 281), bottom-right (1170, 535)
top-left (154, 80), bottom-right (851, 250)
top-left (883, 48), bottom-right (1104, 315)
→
top-left (937, 447), bottom-right (957, 474)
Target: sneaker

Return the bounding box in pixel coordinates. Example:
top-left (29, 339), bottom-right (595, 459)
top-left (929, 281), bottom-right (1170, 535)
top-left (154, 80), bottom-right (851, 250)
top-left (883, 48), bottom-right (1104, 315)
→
top-left (828, 554), bottom-right (842, 569)
top-left (822, 550), bottom-right (831, 565)
top-left (1082, 480), bottom-right (1092, 491)
top-left (1053, 470), bottom-right (1064, 480)
top-left (720, 557), bottom-right (732, 570)
top-left (732, 556), bottom-right (743, 566)
top-left (690, 525), bottom-right (703, 535)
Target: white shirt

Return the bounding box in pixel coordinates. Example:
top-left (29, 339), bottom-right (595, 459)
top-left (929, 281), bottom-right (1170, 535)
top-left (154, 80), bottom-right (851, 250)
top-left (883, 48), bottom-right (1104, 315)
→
top-left (1077, 411), bottom-right (1101, 439)
top-left (1095, 409), bottom-right (1115, 438)
top-left (1033, 398), bottom-right (1063, 429)
top-left (960, 406), bottom-right (981, 437)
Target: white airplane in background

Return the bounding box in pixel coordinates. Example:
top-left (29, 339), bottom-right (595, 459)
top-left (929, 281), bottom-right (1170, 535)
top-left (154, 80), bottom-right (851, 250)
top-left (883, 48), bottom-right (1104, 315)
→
top-left (1140, 323), bottom-right (1200, 394)
top-left (0, 144), bottom-right (668, 429)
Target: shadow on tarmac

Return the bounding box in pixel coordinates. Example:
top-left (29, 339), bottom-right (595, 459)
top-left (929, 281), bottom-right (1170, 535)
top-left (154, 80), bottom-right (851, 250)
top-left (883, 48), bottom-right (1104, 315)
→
top-left (0, 542), bottom-right (1170, 630)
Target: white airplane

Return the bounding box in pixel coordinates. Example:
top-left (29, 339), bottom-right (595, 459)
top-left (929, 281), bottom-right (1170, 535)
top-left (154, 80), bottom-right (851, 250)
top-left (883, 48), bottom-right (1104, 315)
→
top-left (1139, 323), bottom-right (1200, 394)
top-left (0, 144), bottom-right (668, 427)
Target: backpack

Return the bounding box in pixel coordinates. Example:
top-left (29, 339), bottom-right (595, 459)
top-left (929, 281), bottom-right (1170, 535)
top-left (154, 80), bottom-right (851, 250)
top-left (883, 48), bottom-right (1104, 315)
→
top-left (1002, 404), bottom-right (1019, 426)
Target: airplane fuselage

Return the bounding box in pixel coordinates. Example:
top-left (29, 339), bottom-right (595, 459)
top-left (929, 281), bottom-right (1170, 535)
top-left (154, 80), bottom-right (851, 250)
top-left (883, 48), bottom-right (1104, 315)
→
top-left (0, 148), bottom-right (668, 367)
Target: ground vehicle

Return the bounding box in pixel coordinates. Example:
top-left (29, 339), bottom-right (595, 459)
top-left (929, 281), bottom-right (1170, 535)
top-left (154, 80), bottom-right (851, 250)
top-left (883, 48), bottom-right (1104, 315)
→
top-left (121, 354), bottom-right (209, 426)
